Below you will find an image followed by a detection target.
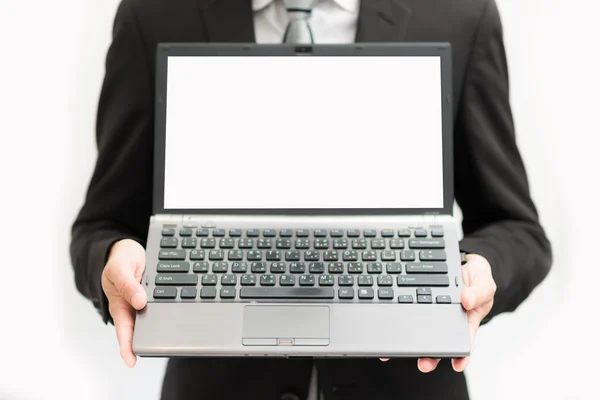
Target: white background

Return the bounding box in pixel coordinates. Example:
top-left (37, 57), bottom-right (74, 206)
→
top-left (0, 0), bottom-right (599, 399)
top-left (164, 56), bottom-right (444, 209)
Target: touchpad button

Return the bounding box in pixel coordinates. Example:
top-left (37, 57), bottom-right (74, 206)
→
top-left (242, 306), bottom-right (329, 345)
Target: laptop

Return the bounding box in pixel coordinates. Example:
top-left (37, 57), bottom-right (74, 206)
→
top-left (132, 43), bottom-right (470, 358)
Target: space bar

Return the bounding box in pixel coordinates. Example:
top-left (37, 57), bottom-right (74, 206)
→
top-left (240, 288), bottom-right (335, 299)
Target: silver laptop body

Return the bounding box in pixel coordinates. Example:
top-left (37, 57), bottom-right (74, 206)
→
top-left (133, 43), bottom-right (470, 358)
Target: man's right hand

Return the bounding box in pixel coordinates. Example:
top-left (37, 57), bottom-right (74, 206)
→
top-left (101, 239), bottom-right (147, 367)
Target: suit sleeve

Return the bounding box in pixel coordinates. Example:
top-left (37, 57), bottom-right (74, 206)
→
top-left (455, 0), bottom-right (552, 321)
top-left (70, 0), bottom-right (154, 324)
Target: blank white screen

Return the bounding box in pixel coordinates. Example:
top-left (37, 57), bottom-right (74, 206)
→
top-left (164, 55), bottom-right (444, 209)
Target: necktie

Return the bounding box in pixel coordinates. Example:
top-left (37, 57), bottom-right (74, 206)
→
top-left (282, 0), bottom-right (317, 44)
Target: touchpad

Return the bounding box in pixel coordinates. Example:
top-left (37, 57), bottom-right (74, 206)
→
top-left (242, 306), bottom-right (329, 346)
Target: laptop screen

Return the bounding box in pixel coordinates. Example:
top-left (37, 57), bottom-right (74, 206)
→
top-left (163, 55), bottom-right (444, 210)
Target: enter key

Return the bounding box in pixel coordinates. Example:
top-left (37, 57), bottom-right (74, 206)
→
top-left (405, 262), bottom-right (448, 274)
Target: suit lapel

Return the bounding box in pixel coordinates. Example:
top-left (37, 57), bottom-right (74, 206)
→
top-left (355, 0), bottom-right (412, 42)
top-left (201, 0), bottom-right (256, 42)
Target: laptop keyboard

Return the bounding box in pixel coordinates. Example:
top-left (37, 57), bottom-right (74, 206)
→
top-left (152, 227), bottom-right (455, 304)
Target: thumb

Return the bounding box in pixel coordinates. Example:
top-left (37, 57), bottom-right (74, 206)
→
top-left (461, 270), bottom-right (494, 311)
top-left (105, 261), bottom-right (147, 310)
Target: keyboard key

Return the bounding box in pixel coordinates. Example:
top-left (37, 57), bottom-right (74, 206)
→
top-left (406, 262), bottom-right (448, 274)
top-left (371, 239), bottom-right (386, 249)
top-left (280, 275), bottom-right (295, 286)
top-left (251, 262), bottom-right (267, 273)
top-left (182, 237), bottom-right (197, 248)
top-left (409, 239), bottom-right (445, 249)
top-left (381, 229), bottom-right (394, 237)
top-left (290, 262), bottom-right (306, 273)
top-left (328, 262), bottom-right (344, 274)
top-left (319, 275), bottom-right (335, 286)
top-left (431, 229), bottom-right (444, 237)
top-left (276, 238), bottom-right (292, 249)
top-left (309, 262), bottom-right (325, 273)
top-left (338, 275), bottom-right (354, 286)
top-left (257, 238), bottom-right (272, 249)
top-left (367, 262), bottom-right (383, 274)
top-left (212, 229), bottom-right (226, 237)
top-left (386, 262), bottom-right (402, 274)
top-left (347, 229), bottom-right (360, 237)
top-left (196, 228), bottom-right (209, 237)
top-left (179, 228), bottom-right (193, 236)
top-left (358, 288), bottom-right (375, 299)
top-left (221, 274), bottom-right (237, 285)
top-left (314, 229), bottom-right (327, 237)
top-left (342, 250), bottom-right (358, 261)
top-left (231, 262), bottom-right (248, 273)
top-left (323, 250), bottom-right (338, 261)
top-left (299, 275), bottom-right (315, 286)
top-left (400, 250), bottom-right (416, 261)
top-left (180, 287), bottom-right (197, 299)
top-left (240, 287), bottom-right (335, 299)
top-left (364, 229), bottom-right (377, 237)
top-left (414, 229), bottom-right (428, 237)
top-left (219, 238), bottom-right (234, 248)
top-left (263, 229), bottom-right (276, 237)
top-left (398, 229), bottom-right (411, 237)
top-left (420, 250), bottom-right (447, 261)
top-left (397, 275), bottom-right (450, 287)
top-left (228, 250), bottom-right (243, 261)
top-left (358, 275), bottom-right (373, 286)
top-left (201, 274), bottom-right (217, 285)
top-left (260, 274), bottom-right (276, 286)
top-left (270, 262), bottom-right (286, 273)
top-left (156, 274), bottom-right (198, 286)
top-left (154, 287), bottom-right (176, 299)
top-left (161, 227), bottom-right (176, 236)
top-left (220, 287), bottom-right (236, 299)
top-left (436, 295), bottom-right (452, 304)
top-left (362, 250), bottom-right (377, 261)
top-left (390, 239), bottom-right (405, 249)
top-left (200, 287), bottom-right (217, 299)
top-left (209, 250), bottom-right (224, 260)
top-left (238, 238), bottom-right (254, 249)
top-left (246, 229), bottom-right (260, 237)
top-left (200, 238), bottom-right (216, 248)
top-left (285, 250), bottom-right (301, 261)
top-left (304, 250), bottom-right (320, 261)
top-left (296, 239), bottom-right (310, 249)
top-left (416, 288), bottom-right (432, 295)
top-left (190, 249), bottom-right (205, 260)
top-left (314, 238), bottom-right (329, 249)
top-left (339, 288), bottom-right (354, 299)
top-left (159, 250), bottom-right (186, 260)
top-left (381, 251), bottom-right (396, 261)
top-left (398, 295), bottom-right (414, 303)
top-left (330, 229), bottom-right (344, 237)
top-left (418, 295), bottom-right (433, 303)
top-left (266, 250), bottom-right (281, 261)
top-left (377, 275), bottom-right (393, 287)
top-left (296, 229), bottom-right (309, 237)
top-left (212, 262), bottom-right (228, 273)
top-left (333, 238), bottom-right (348, 249)
top-left (347, 262), bottom-right (363, 274)
top-left (241, 274), bottom-right (256, 286)
top-left (378, 288), bottom-right (394, 299)
top-left (229, 229), bottom-right (242, 237)
top-left (280, 229), bottom-right (293, 237)
top-left (160, 237), bottom-right (178, 248)
top-left (247, 250), bottom-right (262, 261)
top-left (352, 238), bottom-right (367, 249)
top-left (193, 261), bottom-right (209, 273)
top-left (157, 261), bottom-right (189, 273)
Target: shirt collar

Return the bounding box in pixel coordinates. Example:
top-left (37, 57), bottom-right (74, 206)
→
top-left (252, 0), bottom-right (359, 13)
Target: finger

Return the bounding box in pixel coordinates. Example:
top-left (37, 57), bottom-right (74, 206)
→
top-left (105, 262), bottom-right (147, 310)
top-left (417, 358), bottom-right (441, 373)
top-left (452, 356), bottom-right (470, 372)
top-left (109, 300), bottom-right (137, 368)
top-left (380, 358), bottom-right (390, 362)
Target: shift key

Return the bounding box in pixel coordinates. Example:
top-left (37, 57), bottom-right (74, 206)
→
top-left (397, 275), bottom-right (449, 287)
top-left (155, 274), bottom-right (198, 286)
top-left (157, 261), bottom-right (190, 273)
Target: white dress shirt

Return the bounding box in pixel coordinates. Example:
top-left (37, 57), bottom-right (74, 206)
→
top-left (253, 0), bottom-right (360, 44)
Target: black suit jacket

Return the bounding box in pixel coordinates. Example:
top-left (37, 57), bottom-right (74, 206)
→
top-left (71, 0), bottom-right (552, 396)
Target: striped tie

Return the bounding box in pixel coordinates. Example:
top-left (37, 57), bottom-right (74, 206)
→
top-left (282, 0), bottom-right (317, 44)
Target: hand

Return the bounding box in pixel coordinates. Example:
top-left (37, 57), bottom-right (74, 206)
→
top-left (101, 239), bottom-right (147, 367)
top-left (381, 254), bottom-right (496, 372)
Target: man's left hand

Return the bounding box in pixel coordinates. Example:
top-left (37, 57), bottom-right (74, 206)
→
top-left (381, 254), bottom-right (496, 372)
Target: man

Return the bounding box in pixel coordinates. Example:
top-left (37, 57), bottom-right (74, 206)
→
top-left (71, 0), bottom-right (552, 399)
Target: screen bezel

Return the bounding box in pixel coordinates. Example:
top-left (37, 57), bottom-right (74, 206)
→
top-left (154, 43), bottom-right (453, 215)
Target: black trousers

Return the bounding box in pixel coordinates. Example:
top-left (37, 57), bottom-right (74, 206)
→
top-left (161, 358), bottom-right (469, 400)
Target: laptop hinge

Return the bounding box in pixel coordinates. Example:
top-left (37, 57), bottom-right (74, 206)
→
top-left (423, 213), bottom-right (453, 224)
top-left (152, 214), bottom-right (183, 223)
